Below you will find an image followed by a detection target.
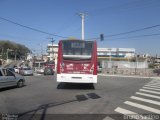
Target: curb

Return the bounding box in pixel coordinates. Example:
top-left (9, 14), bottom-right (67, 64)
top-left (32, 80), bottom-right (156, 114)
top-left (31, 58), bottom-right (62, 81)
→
top-left (98, 74), bottom-right (160, 80)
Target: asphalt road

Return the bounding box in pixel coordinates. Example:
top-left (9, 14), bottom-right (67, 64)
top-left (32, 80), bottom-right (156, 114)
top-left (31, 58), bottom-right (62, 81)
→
top-left (0, 75), bottom-right (160, 120)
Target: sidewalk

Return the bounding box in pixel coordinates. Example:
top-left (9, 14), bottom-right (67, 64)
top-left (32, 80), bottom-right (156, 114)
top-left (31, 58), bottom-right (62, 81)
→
top-left (98, 73), bottom-right (160, 80)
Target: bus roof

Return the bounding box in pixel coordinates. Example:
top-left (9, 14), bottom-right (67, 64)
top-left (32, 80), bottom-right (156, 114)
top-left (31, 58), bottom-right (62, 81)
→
top-left (60, 39), bottom-right (95, 42)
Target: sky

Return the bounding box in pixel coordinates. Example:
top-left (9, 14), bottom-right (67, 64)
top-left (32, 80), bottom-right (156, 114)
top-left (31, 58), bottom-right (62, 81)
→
top-left (0, 0), bottom-right (160, 56)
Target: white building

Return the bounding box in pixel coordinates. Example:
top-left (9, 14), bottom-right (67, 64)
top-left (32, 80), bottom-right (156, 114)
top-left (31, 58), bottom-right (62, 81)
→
top-left (47, 44), bottom-right (135, 61)
top-left (47, 44), bottom-right (58, 61)
top-left (97, 48), bottom-right (135, 58)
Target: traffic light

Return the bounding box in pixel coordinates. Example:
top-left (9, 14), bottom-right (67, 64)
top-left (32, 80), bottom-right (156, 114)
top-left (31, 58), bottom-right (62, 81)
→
top-left (100, 34), bottom-right (104, 41)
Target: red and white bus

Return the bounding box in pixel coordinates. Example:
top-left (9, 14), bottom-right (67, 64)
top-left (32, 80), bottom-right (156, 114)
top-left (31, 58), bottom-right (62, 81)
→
top-left (57, 40), bottom-right (97, 83)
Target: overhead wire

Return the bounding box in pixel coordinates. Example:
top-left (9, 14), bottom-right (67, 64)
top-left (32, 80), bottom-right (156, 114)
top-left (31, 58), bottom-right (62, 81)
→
top-left (86, 0), bottom-right (160, 41)
top-left (86, 24), bottom-right (160, 40)
top-left (102, 33), bottom-right (160, 41)
top-left (0, 17), bottom-right (68, 39)
top-left (1, 18), bottom-right (160, 41)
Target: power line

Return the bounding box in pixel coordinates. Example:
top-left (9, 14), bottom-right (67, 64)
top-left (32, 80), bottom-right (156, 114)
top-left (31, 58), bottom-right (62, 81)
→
top-left (102, 33), bottom-right (160, 41)
top-left (87, 24), bottom-right (160, 40)
top-left (0, 17), bottom-right (68, 39)
top-left (1, 17), bottom-right (160, 42)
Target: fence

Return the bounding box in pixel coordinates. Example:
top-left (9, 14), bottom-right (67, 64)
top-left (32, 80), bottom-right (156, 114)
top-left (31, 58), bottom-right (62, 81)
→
top-left (102, 61), bottom-right (148, 69)
top-left (101, 61), bottom-right (158, 76)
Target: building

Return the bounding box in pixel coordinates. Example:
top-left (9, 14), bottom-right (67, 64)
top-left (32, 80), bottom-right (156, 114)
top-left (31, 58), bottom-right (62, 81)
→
top-left (97, 48), bottom-right (135, 60)
top-left (47, 44), bottom-right (58, 61)
top-left (46, 44), bottom-right (135, 67)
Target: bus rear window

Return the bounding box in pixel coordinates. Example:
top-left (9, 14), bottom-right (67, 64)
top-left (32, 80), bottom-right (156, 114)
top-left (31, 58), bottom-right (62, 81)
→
top-left (62, 41), bottom-right (93, 56)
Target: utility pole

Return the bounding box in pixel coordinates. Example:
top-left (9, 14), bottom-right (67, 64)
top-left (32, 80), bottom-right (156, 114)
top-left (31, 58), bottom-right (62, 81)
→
top-left (39, 44), bottom-right (43, 60)
top-left (14, 49), bottom-right (17, 61)
top-left (79, 13), bottom-right (87, 40)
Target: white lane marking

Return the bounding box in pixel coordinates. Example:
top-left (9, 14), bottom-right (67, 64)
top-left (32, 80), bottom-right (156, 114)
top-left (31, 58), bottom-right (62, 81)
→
top-left (148, 80), bottom-right (160, 83)
top-left (131, 96), bottom-right (160, 106)
top-left (124, 101), bottom-right (160, 114)
top-left (149, 80), bottom-right (158, 82)
top-left (146, 83), bottom-right (160, 86)
top-left (148, 82), bottom-right (159, 85)
top-left (151, 79), bottom-right (159, 82)
top-left (114, 107), bottom-right (153, 120)
top-left (145, 82), bottom-right (160, 85)
top-left (103, 116), bottom-right (114, 120)
top-left (143, 86), bottom-right (160, 91)
top-left (140, 89), bottom-right (160, 95)
top-left (136, 92), bottom-right (160, 99)
top-left (143, 86), bottom-right (160, 89)
top-left (144, 84), bottom-right (160, 88)
top-left (148, 81), bottom-right (160, 83)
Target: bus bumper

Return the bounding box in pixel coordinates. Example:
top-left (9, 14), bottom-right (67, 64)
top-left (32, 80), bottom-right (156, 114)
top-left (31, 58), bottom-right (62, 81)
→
top-left (57, 74), bottom-right (97, 83)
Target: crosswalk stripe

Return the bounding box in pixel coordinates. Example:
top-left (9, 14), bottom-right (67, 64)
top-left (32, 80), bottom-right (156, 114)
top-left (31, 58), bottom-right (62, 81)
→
top-left (124, 101), bottom-right (160, 114)
top-left (144, 85), bottom-right (160, 89)
top-left (148, 80), bottom-right (160, 82)
top-left (148, 82), bottom-right (160, 85)
top-left (150, 80), bottom-right (160, 82)
top-left (144, 85), bottom-right (160, 88)
top-left (103, 116), bottom-right (115, 120)
top-left (148, 80), bottom-right (160, 83)
top-left (114, 107), bottom-right (153, 120)
top-left (142, 86), bottom-right (160, 91)
top-left (130, 96), bottom-right (160, 106)
top-left (147, 83), bottom-right (160, 86)
top-left (140, 89), bottom-right (160, 95)
top-left (136, 92), bottom-right (160, 99)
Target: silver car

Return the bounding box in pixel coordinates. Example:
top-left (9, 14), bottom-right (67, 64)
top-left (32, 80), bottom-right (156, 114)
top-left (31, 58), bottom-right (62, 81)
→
top-left (19, 67), bottom-right (34, 76)
top-left (0, 67), bottom-right (25, 89)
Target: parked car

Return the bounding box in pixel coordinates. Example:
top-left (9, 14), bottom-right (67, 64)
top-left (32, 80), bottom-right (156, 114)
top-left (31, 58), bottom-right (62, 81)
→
top-left (19, 67), bottom-right (34, 76)
top-left (0, 67), bottom-right (25, 89)
top-left (44, 61), bottom-right (55, 75)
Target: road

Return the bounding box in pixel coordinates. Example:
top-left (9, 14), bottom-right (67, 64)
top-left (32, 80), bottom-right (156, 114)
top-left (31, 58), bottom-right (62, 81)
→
top-left (0, 75), bottom-right (160, 120)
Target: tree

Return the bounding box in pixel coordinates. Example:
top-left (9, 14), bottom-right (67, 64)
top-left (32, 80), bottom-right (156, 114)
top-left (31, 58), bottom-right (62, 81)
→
top-left (0, 40), bottom-right (31, 60)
